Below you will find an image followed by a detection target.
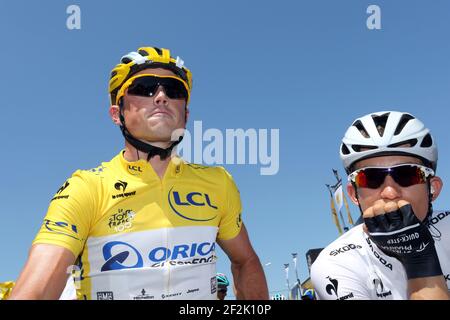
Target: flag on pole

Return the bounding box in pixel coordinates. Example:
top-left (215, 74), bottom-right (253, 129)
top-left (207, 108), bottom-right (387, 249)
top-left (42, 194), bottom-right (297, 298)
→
top-left (343, 190), bottom-right (354, 225)
top-left (330, 169), bottom-right (354, 231)
top-left (333, 182), bottom-right (344, 213)
top-left (327, 184), bottom-right (343, 235)
top-left (330, 195), bottom-right (343, 235)
top-left (292, 253), bottom-right (297, 269)
top-left (284, 263), bottom-right (289, 280)
top-left (332, 181), bottom-right (348, 231)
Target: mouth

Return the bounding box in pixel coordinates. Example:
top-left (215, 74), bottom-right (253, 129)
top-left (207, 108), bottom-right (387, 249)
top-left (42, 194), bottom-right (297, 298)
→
top-left (149, 110), bottom-right (172, 117)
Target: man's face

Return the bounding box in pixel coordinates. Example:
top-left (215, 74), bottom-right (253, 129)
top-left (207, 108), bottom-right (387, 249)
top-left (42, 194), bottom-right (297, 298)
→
top-left (112, 68), bottom-right (189, 145)
top-left (347, 155), bottom-right (442, 221)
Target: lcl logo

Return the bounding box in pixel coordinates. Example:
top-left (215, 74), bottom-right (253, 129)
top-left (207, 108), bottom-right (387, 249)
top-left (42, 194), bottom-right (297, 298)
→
top-left (128, 165), bottom-right (143, 173)
top-left (168, 187), bottom-right (218, 221)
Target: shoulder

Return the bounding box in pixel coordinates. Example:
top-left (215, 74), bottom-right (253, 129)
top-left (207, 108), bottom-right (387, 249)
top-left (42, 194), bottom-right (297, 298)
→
top-left (182, 162), bottom-right (239, 188)
top-left (72, 154), bottom-right (121, 182)
top-left (314, 225), bottom-right (366, 265)
top-left (183, 162), bottom-right (230, 177)
top-left (428, 210), bottom-right (450, 230)
top-left (428, 210), bottom-right (450, 250)
top-left (311, 225), bottom-right (375, 300)
top-left (56, 155), bottom-right (120, 198)
top-left (311, 226), bottom-right (368, 285)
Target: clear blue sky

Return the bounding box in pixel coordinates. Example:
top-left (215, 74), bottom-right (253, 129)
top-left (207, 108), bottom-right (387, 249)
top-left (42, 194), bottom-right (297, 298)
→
top-left (1, 0), bottom-right (450, 298)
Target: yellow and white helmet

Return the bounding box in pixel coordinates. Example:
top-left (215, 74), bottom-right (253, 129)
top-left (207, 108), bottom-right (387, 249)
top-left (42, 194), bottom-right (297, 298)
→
top-left (109, 46), bottom-right (193, 105)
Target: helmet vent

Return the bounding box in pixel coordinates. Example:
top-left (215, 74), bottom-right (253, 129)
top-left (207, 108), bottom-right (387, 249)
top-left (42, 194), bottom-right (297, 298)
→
top-left (388, 139), bottom-right (417, 148)
top-left (352, 145), bottom-right (377, 152)
top-left (394, 114), bottom-right (414, 136)
top-left (353, 120), bottom-right (370, 138)
top-left (121, 57), bottom-right (132, 64)
top-left (341, 144), bottom-right (351, 155)
top-left (420, 133), bottom-right (433, 147)
top-left (138, 49), bottom-right (149, 56)
top-left (371, 113), bottom-right (390, 137)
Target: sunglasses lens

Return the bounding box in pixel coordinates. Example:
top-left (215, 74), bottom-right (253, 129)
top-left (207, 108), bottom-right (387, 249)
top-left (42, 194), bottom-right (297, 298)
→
top-left (127, 79), bottom-right (159, 97)
top-left (162, 81), bottom-right (188, 99)
top-left (355, 169), bottom-right (386, 188)
top-left (127, 77), bottom-right (188, 100)
top-left (392, 165), bottom-right (426, 187)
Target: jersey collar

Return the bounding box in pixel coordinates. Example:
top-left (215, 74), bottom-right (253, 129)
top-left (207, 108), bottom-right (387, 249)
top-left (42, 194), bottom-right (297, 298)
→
top-left (118, 150), bottom-right (184, 180)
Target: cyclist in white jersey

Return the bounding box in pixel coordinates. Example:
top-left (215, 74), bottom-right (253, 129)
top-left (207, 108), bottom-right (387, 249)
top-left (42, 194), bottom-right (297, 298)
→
top-left (311, 111), bottom-right (450, 300)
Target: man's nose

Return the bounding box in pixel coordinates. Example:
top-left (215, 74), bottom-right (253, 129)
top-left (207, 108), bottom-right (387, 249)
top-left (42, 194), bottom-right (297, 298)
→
top-left (153, 86), bottom-right (169, 105)
top-left (379, 175), bottom-right (401, 199)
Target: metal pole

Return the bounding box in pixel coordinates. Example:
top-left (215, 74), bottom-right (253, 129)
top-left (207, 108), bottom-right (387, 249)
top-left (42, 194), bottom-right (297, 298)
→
top-left (284, 263), bottom-right (290, 299)
top-left (292, 253), bottom-right (301, 299)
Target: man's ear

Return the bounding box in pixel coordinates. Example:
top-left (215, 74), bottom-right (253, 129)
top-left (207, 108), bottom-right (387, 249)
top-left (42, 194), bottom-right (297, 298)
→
top-left (347, 183), bottom-right (359, 205)
top-left (430, 176), bottom-right (443, 201)
top-left (109, 105), bottom-right (122, 126)
top-left (184, 106), bottom-right (190, 126)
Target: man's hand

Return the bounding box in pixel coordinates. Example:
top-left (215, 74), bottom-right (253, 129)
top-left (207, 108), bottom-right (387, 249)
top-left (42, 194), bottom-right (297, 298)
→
top-left (363, 200), bottom-right (442, 279)
top-left (363, 200), bottom-right (449, 300)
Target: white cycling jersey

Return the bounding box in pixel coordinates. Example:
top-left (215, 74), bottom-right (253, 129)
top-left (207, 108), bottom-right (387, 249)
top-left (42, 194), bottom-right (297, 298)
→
top-left (311, 210), bottom-right (450, 300)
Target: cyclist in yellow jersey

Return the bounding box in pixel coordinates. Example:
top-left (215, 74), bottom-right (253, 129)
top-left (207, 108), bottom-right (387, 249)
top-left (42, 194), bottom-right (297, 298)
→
top-left (9, 46), bottom-right (269, 300)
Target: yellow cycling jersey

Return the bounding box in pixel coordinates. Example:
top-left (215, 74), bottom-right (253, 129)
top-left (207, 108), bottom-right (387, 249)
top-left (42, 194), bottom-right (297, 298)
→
top-left (33, 151), bottom-right (242, 300)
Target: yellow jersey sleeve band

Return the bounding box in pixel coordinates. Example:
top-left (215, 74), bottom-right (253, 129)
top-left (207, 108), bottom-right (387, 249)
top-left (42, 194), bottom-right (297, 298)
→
top-left (32, 171), bottom-right (98, 257)
top-left (32, 151), bottom-right (242, 300)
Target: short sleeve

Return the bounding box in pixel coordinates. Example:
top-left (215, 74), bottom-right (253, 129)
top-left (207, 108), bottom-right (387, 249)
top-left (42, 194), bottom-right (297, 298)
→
top-left (216, 169), bottom-right (243, 241)
top-left (32, 170), bottom-right (97, 258)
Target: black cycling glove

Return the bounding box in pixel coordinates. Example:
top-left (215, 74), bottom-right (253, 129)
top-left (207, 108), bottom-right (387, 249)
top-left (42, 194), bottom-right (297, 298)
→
top-left (364, 204), bottom-right (442, 279)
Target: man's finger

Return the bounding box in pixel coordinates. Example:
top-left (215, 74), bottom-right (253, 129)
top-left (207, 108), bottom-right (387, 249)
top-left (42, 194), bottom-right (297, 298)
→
top-left (363, 206), bottom-right (374, 218)
top-left (384, 201), bottom-right (398, 213)
top-left (373, 200), bottom-right (386, 216)
top-left (397, 200), bottom-right (410, 208)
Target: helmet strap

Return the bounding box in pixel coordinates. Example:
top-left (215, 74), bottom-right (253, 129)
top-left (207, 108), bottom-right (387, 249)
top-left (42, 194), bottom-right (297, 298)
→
top-left (118, 98), bottom-right (183, 161)
top-left (425, 179), bottom-right (434, 222)
top-left (353, 182), bottom-right (366, 219)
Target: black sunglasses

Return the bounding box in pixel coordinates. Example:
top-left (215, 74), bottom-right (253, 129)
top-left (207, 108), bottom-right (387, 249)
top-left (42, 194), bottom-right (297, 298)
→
top-left (127, 76), bottom-right (188, 100)
top-left (348, 164), bottom-right (434, 189)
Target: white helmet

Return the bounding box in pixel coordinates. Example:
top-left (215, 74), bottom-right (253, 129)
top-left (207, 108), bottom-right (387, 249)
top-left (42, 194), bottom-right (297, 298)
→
top-left (340, 111), bottom-right (437, 173)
